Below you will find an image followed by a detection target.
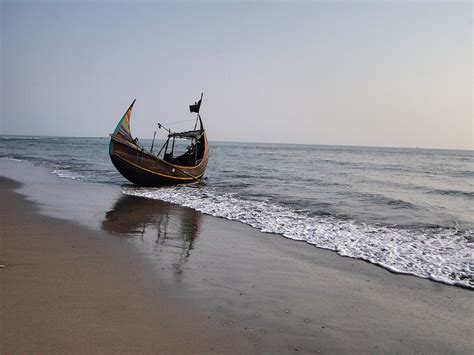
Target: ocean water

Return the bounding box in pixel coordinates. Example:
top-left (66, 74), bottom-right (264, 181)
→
top-left (1, 135), bottom-right (472, 288)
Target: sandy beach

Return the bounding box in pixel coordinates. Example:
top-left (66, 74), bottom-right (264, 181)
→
top-left (0, 177), bottom-right (255, 353)
top-left (1, 163), bottom-right (473, 354)
top-left (2, 0), bottom-right (472, 353)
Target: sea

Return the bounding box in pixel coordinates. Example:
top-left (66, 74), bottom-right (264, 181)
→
top-left (1, 135), bottom-right (472, 289)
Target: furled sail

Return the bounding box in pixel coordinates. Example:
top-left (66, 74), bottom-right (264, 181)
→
top-left (113, 99), bottom-right (136, 142)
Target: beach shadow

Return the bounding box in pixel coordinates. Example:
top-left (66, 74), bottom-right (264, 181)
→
top-left (102, 194), bottom-right (201, 274)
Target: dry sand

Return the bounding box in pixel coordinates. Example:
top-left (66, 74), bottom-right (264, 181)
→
top-left (1, 175), bottom-right (473, 354)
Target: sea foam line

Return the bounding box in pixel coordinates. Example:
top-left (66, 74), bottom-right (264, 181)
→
top-left (123, 186), bottom-right (473, 289)
top-left (0, 157), bottom-right (23, 162)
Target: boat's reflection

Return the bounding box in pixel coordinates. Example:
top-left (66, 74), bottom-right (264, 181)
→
top-left (102, 194), bottom-right (201, 275)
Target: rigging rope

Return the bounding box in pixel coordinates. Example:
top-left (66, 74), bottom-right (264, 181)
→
top-left (161, 118), bottom-right (195, 125)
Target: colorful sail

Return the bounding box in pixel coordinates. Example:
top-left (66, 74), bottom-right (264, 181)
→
top-left (113, 99), bottom-right (136, 142)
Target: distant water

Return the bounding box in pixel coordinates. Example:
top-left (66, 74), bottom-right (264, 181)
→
top-left (1, 135), bottom-right (473, 288)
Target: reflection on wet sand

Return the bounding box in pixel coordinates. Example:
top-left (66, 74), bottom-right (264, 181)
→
top-left (102, 194), bottom-right (201, 274)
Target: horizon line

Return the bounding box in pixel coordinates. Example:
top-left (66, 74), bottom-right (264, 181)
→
top-left (0, 133), bottom-right (472, 152)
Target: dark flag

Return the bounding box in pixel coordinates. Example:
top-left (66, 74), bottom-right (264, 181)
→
top-left (189, 93), bottom-right (203, 113)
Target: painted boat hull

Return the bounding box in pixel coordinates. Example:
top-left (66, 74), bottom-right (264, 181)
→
top-left (109, 134), bottom-right (208, 187)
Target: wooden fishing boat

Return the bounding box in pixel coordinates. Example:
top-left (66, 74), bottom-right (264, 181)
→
top-left (109, 94), bottom-right (208, 186)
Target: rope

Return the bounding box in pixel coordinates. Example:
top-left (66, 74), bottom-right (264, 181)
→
top-left (161, 118), bottom-right (195, 126)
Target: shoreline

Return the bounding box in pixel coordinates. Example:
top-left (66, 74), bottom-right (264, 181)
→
top-left (2, 156), bottom-right (472, 290)
top-left (0, 177), bottom-right (254, 353)
top-left (1, 162), bottom-right (473, 353)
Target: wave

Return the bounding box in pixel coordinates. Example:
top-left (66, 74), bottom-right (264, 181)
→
top-left (51, 167), bottom-right (125, 184)
top-left (0, 154), bottom-right (53, 166)
top-left (122, 185), bottom-right (473, 289)
top-left (349, 191), bottom-right (419, 210)
top-left (0, 156), bottom-right (23, 162)
top-left (427, 189), bottom-right (474, 198)
top-left (0, 136), bottom-right (41, 140)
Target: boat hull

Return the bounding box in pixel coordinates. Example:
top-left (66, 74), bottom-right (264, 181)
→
top-left (109, 135), bottom-right (208, 187)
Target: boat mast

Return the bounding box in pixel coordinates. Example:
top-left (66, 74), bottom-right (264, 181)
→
top-left (150, 131), bottom-right (157, 153)
top-left (192, 93), bottom-right (204, 131)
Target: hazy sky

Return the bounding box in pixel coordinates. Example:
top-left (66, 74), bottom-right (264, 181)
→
top-left (1, 0), bottom-right (472, 149)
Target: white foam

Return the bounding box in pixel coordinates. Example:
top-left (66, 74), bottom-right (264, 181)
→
top-left (51, 169), bottom-right (83, 181)
top-left (123, 186), bottom-right (473, 289)
top-left (0, 157), bottom-right (23, 162)
top-left (0, 136), bottom-right (39, 140)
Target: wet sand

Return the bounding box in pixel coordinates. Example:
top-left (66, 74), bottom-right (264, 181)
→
top-left (1, 167), bottom-right (473, 353)
top-left (0, 177), bottom-right (255, 353)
